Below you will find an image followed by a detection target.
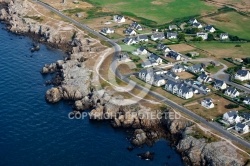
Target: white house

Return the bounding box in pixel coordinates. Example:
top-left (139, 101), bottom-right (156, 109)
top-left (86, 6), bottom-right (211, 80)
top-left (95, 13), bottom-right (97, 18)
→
top-left (100, 28), bottom-right (114, 35)
top-left (133, 46), bottom-right (148, 55)
top-left (193, 23), bottom-right (203, 29)
top-left (138, 69), bottom-right (154, 83)
top-left (169, 25), bottom-right (178, 31)
top-left (243, 97), bottom-right (250, 105)
top-left (137, 35), bottom-right (148, 42)
top-left (165, 81), bottom-right (194, 99)
top-left (157, 44), bottom-right (171, 53)
top-left (196, 32), bottom-right (208, 40)
top-left (123, 37), bottom-right (137, 45)
top-left (166, 50), bottom-right (181, 61)
top-left (201, 98), bottom-right (214, 109)
top-left (220, 33), bottom-right (229, 40)
top-left (234, 70), bottom-right (250, 81)
top-left (171, 64), bottom-right (185, 73)
top-left (153, 75), bottom-right (166, 87)
top-left (138, 69), bottom-right (167, 86)
top-left (213, 79), bottom-right (227, 90)
top-left (188, 63), bottom-right (205, 73)
top-left (113, 15), bottom-right (125, 23)
top-left (204, 25), bottom-right (216, 33)
top-left (165, 71), bottom-right (179, 80)
top-left (223, 110), bottom-right (241, 124)
top-left (130, 22), bottom-right (143, 30)
top-left (166, 32), bottom-right (178, 39)
top-left (189, 18), bottom-right (198, 25)
top-left (124, 28), bottom-right (137, 36)
top-left (151, 33), bottom-right (165, 41)
top-left (197, 73), bottom-right (212, 83)
top-left (224, 87), bottom-right (240, 98)
top-left (148, 53), bottom-right (163, 64)
top-left (235, 123), bottom-right (249, 134)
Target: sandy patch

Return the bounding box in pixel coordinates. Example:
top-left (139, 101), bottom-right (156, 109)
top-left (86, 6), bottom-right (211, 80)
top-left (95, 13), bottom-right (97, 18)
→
top-left (169, 44), bottom-right (196, 52)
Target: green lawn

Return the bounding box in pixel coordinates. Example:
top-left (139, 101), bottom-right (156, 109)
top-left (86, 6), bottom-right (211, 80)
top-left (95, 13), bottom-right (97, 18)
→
top-left (85, 0), bottom-right (216, 24)
top-left (120, 44), bottom-right (137, 52)
top-left (202, 11), bottom-right (250, 40)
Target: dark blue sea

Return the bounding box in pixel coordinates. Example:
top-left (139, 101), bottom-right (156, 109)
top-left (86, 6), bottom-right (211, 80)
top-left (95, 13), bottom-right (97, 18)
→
top-left (0, 24), bottom-right (184, 166)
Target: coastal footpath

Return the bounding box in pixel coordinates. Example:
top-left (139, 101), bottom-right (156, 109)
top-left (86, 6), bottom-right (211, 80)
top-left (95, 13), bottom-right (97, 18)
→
top-left (0, 0), bottom-right (248, 165)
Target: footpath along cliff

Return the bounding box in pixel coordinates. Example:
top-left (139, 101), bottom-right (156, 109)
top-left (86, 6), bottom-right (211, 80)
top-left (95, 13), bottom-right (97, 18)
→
top-left (0, 0), bottom-right (248, 165)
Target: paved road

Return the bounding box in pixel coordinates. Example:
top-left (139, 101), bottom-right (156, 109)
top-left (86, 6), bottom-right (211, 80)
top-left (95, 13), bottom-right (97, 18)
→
top-left (36, 0), bottom-right (250, 150)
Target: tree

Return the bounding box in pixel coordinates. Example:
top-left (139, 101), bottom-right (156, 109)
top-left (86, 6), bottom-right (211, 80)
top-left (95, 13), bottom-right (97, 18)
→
top-left (177, 33), bottom-right (185, 41)
top-left (207, 33), bottom-right (214, 41)
top-left (186, 28), bottom-right (199, 34)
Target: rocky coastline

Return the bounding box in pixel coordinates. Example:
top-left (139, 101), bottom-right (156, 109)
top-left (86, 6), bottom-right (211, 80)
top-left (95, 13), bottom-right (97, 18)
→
top-left (0, 0), bottom-right (248, 165)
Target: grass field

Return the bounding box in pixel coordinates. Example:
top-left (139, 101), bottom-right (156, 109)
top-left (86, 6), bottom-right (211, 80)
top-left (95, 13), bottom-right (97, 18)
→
top-left (191, 42), bottom-right (250, 58)
top-left (84, 0), bottom-right (216, 24)
top-left (202, 11), bottom-right (250, 40)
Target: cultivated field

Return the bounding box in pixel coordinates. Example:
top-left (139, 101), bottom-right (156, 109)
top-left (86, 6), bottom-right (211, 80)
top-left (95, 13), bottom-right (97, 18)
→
top-left (202, 11), bottom-right (250, 40)
top-left (169, 43), bottom-right (196, 52)
top-left (84, 0), bottom-right (217, 24)
top-left (191, 42), bottom-right (250, 58)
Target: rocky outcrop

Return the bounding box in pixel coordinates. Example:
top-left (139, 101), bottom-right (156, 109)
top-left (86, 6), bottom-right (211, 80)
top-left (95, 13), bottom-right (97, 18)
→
top-left (177, 133), bottom-right (245, 166)
top-left (45, 87), bottom-right (62, 103)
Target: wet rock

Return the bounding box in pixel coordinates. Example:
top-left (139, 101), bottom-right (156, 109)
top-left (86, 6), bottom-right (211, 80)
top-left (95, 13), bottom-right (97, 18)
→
top-left (137, 151), bottom-right (154, 160)
top-left (41, 63), bottom-right (57, 74)
top-left (132, 129), bottom-right (147, 146)
top-left (45, 87), bottom-right (62, 103)
top-left (127, 146), bottom-right (134, 151)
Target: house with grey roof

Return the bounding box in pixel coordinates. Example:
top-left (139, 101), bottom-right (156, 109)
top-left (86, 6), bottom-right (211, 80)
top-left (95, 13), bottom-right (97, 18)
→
top-left (234, 70), bottom-right (250, 81)
top-left (148, 53), bottom-right (162, 64)
top-left (168, 25), bottom-right (178, 31)
top-left (235, 123), bottom-right (249, 134)
top-left (133, 46), bottom-right (148, 55)
top-left (171, 64), bottom-right (186, 73)
top-left (193, 22), bottom-right (203, 29)
top-left (164, 81), bottom-right (194, 99)
top-left (138, 69), bottom-right (167, 86)
top-left (213, 79), bottom-right (227, 90)
top-left (189, 18), bottom-right (198, 25)
top-left (136, 35), bottom-right (148, 42)
top-left (113, 15), bottom-right (125, 23)
top-left (100, 27), bottom-right (114, 35)
top-left (166, 50), bottom-right (181, 61)
top-left (166, 32), bottom-right (178, 39)
top-left (141, 60), bottom-right (158, 68)
top-left (224, 87), bottom-right (240, 98)
top-left (124, 28), bottom-right (137, 36)
top-left (197, 73), bottom-right (212, 83)
top-left (223, 110), bottom-right (241, 124)
top-left (201, 98), bottom-right (214, 109)
top-left (123, 37), bottom-right (137, 45)
top-left (130, 22), bottom-right (142, 30)
top-left (243, 97), bottom-right (250, 105)
top-left (204, 25), bottom-right (216, 33)
top-left (157, 43), bottom-right (171, 53)
top-left (165, 71), bottom-right (179, 80)
top-left (188, 63), bottom-right (205, 73)
top-left (151, 33), bottom-right (165, 41)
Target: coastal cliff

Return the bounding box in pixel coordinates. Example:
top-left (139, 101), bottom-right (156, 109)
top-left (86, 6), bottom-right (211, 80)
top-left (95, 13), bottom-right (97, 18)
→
top-left (0, 0), bottom-right (248, 165)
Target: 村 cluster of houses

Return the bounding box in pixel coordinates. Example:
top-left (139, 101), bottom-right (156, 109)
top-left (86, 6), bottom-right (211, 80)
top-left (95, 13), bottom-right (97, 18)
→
top-left (137, 62), bottom-right (250, 102)
top-left (223, 110), bottom-right (250, 134)
top-left (188, 18), bottom-right (229, 40)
